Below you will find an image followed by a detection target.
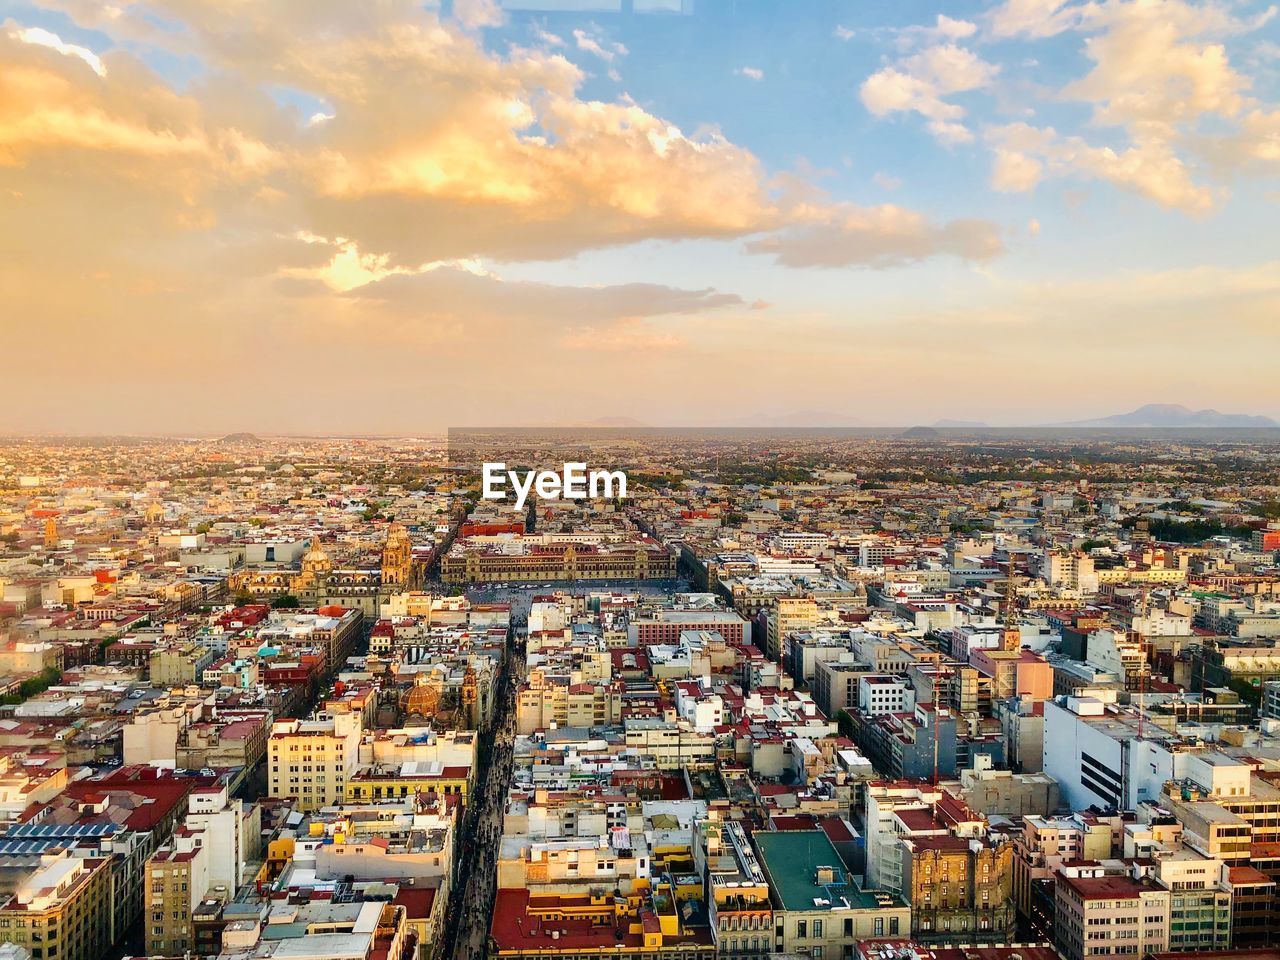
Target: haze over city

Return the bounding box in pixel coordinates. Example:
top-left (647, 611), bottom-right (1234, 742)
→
top-left (2, 0), bottom-right (1279, 433)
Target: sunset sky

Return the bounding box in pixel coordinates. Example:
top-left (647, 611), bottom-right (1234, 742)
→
top-left (1, 0), bottom-right (1278, 434)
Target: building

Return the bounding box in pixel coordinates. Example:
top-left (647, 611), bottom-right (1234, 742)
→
top-left (441, 533), bottom-right (675, 585)
top-left (900, 833), bottom-right (1015, 942)
top-left (700, 820), bottom-right (773, 957)
top-left (1043, 695), bottom-right (1252, 812)
top-left (268, 711), bottom-right (362, 812)
top-left (0, 855), bottom-right (113, 960)
top-left (753, 829), bottom-right (910, 956)
top-left (145, 828), bottom-right (210, 956)
top-left (184, 785), bottom-right (260, 891)
top-left (629, 610), bottom-right (749, 647)
top-left (767, 597), bottom-right (818, 663)
top-left (515, 675), bottom-right (625, 735)
top-left (1054, 870), bottom-right (1170, 960)
top-left (489, 885), bottom-right (715, 960)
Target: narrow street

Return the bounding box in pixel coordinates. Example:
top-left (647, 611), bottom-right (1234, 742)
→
top-left (443, 631), bottom-right (524, 960)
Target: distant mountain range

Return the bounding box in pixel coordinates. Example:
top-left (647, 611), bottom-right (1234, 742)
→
top-left (1055, 404), bottom-right (1279, 428)
top-left (483, 404), bottom-right (1278, 431)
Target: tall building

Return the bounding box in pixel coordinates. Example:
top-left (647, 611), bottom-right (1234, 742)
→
top-left (901, 834), bottom-right (1015, 942)
top-left (268, 710), bottom-right (362, 812)
top-left (145, 829), bottom-right (211, 956)
top-left (699, 820), bottom-right (773, 958)
top-left (767, 597), bottom-right (818, 663)
top-left (0, 855), bottom-right (113, 960)
top-left (1054, 869), bottom-right (1170, 960)
top-left (381, 523), bottom-right (414, 587)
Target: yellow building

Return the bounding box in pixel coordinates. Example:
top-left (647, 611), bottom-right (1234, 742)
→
top-left (268, 711), bottom-right (362, 812)
top-left (901, 835), bottom-right (1015, 941)
top-left (344, 763), bottom-right (473, 802)
top-left (767, 597), bottom-right (818, 662)
top-left (0, 855), bottom-right (113, 960)
top-left (515, 675), bottom-right (625, 735)
top-left (441, 537), bottom-right (675, 585)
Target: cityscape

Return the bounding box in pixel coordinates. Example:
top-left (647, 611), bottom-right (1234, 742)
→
top-left (2, 429), bottom-right (1280, 960)
top-left (5, 1), bottom-right (1280, 960)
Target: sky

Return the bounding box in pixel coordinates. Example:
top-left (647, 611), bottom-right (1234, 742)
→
top-left (1, 0), bottom-right (1278, 434)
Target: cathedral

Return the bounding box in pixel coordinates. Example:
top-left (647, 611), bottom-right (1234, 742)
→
top-left (228, 524), bottom-right (419, 617)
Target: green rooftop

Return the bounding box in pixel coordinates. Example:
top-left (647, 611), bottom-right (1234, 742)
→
top-left (753, 829), bottom-right (903, 913)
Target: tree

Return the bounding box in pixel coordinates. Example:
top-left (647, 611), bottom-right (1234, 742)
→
top-left (272, 594), bottom-right (301, 609)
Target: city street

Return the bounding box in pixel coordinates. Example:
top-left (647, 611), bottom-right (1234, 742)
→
top-left (444, 632), bottom-right (524, 960)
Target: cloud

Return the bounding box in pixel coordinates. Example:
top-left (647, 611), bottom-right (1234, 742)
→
top-left (986, 123), bottom-right (1216, 212)
top-left (10, 24), bottom-right (104, 75)
top-left (861, 44), bottom-right (999, 143)
top-left (453, 0), bottom-right (505, 30)
top-left (561, 319), bottom-right (682, 352)
top-left (990, 146), bottom-right (1044, 192)
top-left (1, 0), bottom-right (1014, 276)
top-left (735, 66), bottom-right (764, 81)
top-left (986, 0), bottom-right (1084, 39)
top-left (1064, 2), bottom-right (1250, 135)
top-left (1196, 107), bottom-right (1280, 171)
top-left (573, 28), bottom-right (627, 63)
top-left (0, 0), bottom-right (1037, 437)
top-left (746, 203), bottom-right (1003, 269)
top-left (982, 0), bottom-right (1280, 212)
top-left (339, 262), bottom-right (744, 326)
top-left (872, 171), bottom-right (902, 191)
top-left (834, 25), bottom-right (855, 41)
top-left (894, 14), bottom-right (978, 47)
top-left (0, 30), bottom-right (278, 187)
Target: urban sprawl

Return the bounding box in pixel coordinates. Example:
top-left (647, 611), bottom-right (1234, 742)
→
top-left (1, 431), bottom-right (1280, 960)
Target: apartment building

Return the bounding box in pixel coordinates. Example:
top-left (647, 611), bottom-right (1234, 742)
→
top-left (268, 710), bottom-right (362, 812)
top-left (1054, 871), bottom-right (1170, 960)
top-left (515, 675), bottom-right (625, 735)
top-left (0, 855), bottom-right (113, 960)
top-left (700, 820), bottom-right (773, 957)
top-left (145, 829), bottom-right (210, 956)
top-left (767, 597), bottom-right (818, 662)
top-left (623, 718), bottom-right (716, 770)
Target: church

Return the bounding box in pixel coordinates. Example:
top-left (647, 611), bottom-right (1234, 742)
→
top-left (228, 523), bottom-right (420, 617)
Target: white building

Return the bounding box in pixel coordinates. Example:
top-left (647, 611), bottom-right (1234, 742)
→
top-left (857, 675), bottom-right (915, 716)
top-left (1043, 696), bottom-right (1252, 811)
